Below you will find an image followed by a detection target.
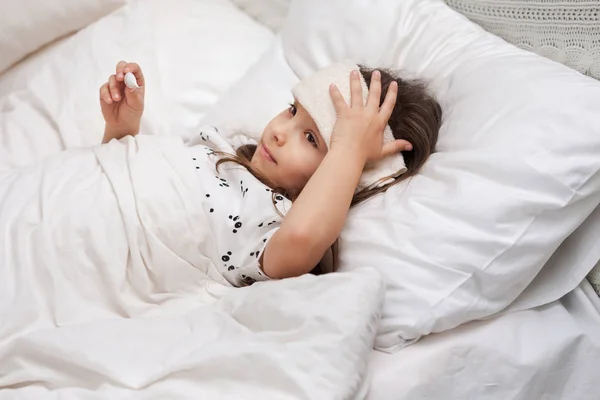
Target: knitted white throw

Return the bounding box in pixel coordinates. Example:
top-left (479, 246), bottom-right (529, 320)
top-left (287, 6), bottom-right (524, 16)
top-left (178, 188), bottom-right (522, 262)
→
top-left (445, 0), bottom-right (600, 81)
top-left (589, 260), bottom-right (600, 295)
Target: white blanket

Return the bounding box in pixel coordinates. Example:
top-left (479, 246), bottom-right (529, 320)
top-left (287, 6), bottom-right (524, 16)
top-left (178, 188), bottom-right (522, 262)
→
top-left (0, 136), bottom-right (383, 399)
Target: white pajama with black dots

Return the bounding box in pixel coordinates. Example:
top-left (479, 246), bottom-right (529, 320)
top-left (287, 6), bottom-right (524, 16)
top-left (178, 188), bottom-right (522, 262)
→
top-left (187, 126), bottom-right (291, 287)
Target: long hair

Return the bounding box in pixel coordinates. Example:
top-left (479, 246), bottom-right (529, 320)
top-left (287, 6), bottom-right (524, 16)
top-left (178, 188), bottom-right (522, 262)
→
top-left (216, 67), bottom-right (442, 273)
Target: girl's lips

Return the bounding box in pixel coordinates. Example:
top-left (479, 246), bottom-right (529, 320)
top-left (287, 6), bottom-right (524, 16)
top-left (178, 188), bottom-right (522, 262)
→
top-left (260, 143), bottom-right (276, 163)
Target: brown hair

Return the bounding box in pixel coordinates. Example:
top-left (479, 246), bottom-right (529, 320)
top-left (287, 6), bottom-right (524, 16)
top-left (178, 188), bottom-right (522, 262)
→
top-left (216, 67), bottom-right (442, 272)
top-left (350, 67), bottom-right (441, 204)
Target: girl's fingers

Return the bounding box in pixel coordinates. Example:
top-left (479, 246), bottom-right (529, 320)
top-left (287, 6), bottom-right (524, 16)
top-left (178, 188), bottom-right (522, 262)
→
top-left (123, 62), bottom-right (145, 87)
top-left (329, 83), bottom-right (349, 113)
top-left (367, 70), bottom-right (381, 109)
top-left (350, 70), bottom-right (364, 107)
top-left (379, 80), bottom-right (398, 120)
top-left (115, 60), bottom-right (127, 81)
top-left (381, 139), bottom-right (413, 158)
top-left (108, 74), bottom-right (122, 101)
top-left (100, 83), bottom-right (112, 104)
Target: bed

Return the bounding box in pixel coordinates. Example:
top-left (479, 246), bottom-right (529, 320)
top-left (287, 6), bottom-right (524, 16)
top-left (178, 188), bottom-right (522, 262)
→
top-left (1, 0), bottom-right (600, 399)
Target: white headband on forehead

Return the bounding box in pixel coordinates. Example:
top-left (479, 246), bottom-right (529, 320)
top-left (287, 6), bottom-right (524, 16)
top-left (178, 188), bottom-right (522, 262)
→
top-left (291, 60), bottom-right (407, 191)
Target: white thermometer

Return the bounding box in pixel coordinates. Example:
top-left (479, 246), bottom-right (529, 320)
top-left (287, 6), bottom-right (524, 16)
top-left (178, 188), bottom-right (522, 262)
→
top-left (124, 72), bottom-right (139, 89)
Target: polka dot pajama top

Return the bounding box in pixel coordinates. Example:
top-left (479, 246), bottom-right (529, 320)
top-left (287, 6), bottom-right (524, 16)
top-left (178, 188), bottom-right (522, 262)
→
top-left (186, 126), bottom-right (291, 287)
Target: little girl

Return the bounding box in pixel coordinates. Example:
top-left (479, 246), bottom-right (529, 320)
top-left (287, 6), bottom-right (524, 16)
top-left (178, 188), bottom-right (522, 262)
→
top-left (100, 60), bottom-right (441, 286)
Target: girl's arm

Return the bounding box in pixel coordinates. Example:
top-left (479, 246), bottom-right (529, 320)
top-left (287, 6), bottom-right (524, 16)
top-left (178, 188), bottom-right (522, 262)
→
top-left (99, 61), bottom-right (145, 143)
top-left (263, 143), bottom-right (365, 279)
top-left (262, 70), bottom-right (410, 279)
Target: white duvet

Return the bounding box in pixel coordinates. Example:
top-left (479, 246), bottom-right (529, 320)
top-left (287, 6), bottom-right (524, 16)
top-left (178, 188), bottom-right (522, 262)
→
top-left (0, 136), bottom-right (382, 399)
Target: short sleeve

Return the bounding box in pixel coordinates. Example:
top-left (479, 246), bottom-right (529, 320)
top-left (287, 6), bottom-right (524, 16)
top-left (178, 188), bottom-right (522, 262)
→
top-left (222, 227), bottom-right (279, 287)
top-left (223, 227), bottom-right (334, 286)
top-left (196, 144), bottom-right (291, 287)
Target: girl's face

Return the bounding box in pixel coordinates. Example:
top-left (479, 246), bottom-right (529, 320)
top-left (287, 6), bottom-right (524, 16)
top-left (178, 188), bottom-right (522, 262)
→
top-left (251, 100), bottom-right (328, 194)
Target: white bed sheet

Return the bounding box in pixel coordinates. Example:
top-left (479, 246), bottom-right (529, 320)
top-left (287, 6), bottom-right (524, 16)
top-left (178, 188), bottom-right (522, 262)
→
top-left (368, 280), bottom-right (600, 400)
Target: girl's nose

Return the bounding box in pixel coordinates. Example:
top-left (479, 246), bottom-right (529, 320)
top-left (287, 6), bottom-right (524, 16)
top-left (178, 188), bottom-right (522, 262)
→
top-left (273, 124), bottom-right (288, 146)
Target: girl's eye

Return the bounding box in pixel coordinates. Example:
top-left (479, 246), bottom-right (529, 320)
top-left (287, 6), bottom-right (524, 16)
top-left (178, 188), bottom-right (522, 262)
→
top-left (288, 103), bottom-right (297, 116)
top-left (305, 132), bottom-right (317, 148)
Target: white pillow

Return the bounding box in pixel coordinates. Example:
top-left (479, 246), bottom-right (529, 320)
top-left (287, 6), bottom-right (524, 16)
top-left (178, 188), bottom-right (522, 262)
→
top-left (201, 36), bottom-right (298, 146)
top-left (229, 0), bottom-right (290, 31)
top-left (0, 0), bottom-right (126, 75)
top-left (202, 0), bottom-right (600, 352)
top-left (0, 0), bottom-right (274, 172)
top-left (506, 203), bottom-right (600, 307)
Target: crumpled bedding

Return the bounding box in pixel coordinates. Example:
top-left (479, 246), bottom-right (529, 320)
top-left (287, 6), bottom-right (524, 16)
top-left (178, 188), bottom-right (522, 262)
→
top-left (0, 135), bottom-right (383, 399)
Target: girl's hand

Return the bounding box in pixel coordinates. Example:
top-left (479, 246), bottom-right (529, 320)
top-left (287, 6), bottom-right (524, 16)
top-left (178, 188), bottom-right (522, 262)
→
top-left (263, 70), bottom-right (413, 280)
top-left (100, 61), bottom-right (145, 142)
top-left (329, 69), bottom-right (412, 164)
